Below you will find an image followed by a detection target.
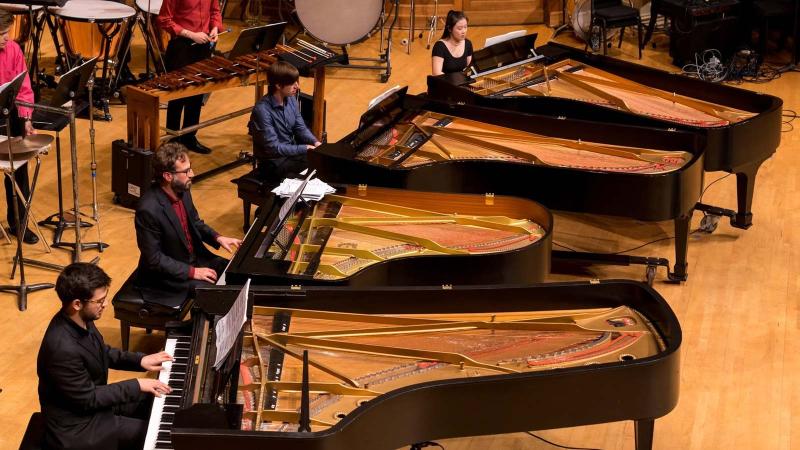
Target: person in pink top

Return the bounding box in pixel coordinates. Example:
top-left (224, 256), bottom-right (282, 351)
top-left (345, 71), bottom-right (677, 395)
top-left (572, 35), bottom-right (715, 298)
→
top-left (157, 0), bottom-right (223, 155)
top-left (0, 9), bottom-right (38, 244)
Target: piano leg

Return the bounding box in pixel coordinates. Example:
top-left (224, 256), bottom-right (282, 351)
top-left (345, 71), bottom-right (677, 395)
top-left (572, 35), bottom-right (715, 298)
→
top-left (732, 161), bottom-right (762, 230)
top-left (670, 212), bottom-right (692, 282)
top-left (634, 419), bottom-right (655, 450)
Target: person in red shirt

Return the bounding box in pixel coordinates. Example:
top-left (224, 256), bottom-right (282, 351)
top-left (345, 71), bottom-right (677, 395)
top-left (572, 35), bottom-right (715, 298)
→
top-left (157, 0), bottom-right (223, 154)
top-left (0, 9), bottom-right (39, 244)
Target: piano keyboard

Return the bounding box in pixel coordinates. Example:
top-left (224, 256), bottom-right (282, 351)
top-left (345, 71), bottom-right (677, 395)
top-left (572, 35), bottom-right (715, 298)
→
top-left (143, 334), bottom-right (191, 450)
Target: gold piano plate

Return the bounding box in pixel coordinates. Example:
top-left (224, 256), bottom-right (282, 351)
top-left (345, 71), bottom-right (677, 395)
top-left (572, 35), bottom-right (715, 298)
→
top-left (237, 305), bottom-right (664, 432)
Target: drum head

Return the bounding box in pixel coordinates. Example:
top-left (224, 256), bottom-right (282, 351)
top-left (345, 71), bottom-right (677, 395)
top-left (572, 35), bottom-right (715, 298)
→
top-left (135, 0), bottom-right (162, 15)
top-left (295, 0), bottom-right (383, 46)
top-left (0, 4), bottom-right (43, 13)
top-left (49, 0), bottom-right (135, 22)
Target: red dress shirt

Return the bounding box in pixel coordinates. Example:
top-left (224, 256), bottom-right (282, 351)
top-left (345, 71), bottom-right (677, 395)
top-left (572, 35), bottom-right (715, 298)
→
top-left (162, 187), bottom-right (196, 278)
top-left (157, 0), bottom-right (223, 37)
top-left (0, 40), bottom-right (34, 119)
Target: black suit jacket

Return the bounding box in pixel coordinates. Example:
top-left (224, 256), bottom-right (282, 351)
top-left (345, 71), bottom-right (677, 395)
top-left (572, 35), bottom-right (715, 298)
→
top-left (134, 184), bottom-right (221, 305)
top-left (37, 312), bottom-right (145, 450)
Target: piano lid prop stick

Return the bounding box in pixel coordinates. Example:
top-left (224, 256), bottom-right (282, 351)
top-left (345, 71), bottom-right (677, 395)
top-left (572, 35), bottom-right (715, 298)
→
top-left (543, 65), bottom-right (551, 94)
top-left (299, 350), bottom-right (311, 433)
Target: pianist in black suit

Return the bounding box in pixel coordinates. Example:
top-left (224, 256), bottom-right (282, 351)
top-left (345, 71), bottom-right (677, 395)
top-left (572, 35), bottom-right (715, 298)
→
top-left (37, 263), bottom-right (173, 450)
top-left (134, 142), bottom-right (241, 306)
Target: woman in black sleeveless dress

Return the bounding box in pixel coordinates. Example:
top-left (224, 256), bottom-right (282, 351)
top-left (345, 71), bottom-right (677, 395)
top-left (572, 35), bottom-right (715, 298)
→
top-left (431, 10), bottom-right (473, 75)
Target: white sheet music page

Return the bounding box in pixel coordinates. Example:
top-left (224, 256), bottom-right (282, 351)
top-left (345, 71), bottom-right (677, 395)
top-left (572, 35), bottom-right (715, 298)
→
top-left (214, 279), bottom-right (250, 369)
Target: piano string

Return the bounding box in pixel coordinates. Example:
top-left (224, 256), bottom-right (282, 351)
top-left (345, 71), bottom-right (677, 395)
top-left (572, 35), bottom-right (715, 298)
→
top-left (264, 194), bottom-right (546, 280)
top-left (356, 110), bottom-right (693, 174)
top-left (466, 59), bottom-right (755, 127)
top-left (237, 305), bottom-right (664, 432)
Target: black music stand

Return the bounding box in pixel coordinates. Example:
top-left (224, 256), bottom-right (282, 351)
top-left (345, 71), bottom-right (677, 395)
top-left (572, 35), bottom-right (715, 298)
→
top-left (36, 58), bottom-right (97, 249)
top-left (0, 71), bottom-right (54, 311)
top-left (228, 22), bottom-right (287, 58)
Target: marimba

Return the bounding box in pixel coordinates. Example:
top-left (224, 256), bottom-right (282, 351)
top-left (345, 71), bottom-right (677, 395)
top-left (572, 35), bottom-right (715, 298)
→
top-left (126, 47), bottom-right (328, 151)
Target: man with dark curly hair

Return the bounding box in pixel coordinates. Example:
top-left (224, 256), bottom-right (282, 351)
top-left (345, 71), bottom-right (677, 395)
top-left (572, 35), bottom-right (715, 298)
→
top-left (37, 263), bottom-right (173, 450)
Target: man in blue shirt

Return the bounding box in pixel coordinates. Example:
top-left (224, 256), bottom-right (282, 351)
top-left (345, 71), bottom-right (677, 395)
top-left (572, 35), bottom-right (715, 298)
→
top-left (248, 61), bottom-right (321, 182)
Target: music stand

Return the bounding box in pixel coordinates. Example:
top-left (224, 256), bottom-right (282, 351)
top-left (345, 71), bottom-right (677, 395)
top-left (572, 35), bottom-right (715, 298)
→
top-left (36, 58), bottom-right (98, 250)
top-left (228, 22), bottom-right (287, 59)
top-left (0, 71), bottom-right (54, 311)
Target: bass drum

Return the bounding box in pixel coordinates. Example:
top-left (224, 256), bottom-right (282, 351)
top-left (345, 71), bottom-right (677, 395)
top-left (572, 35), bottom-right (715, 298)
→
top-left (295, 0), bottom-right (383, 46)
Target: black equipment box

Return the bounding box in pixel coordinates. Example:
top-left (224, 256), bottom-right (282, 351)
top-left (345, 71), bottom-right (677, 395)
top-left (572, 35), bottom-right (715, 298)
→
top-left (112, 139), bottom-right (153, 209)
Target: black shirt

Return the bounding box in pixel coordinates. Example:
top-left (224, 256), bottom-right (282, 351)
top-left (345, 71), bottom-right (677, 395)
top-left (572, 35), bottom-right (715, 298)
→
top-left (432, 39), bottom-right (474, 74)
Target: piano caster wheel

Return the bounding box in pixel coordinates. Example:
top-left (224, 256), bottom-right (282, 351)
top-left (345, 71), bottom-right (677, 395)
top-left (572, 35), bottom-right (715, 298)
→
top-left (699, 214), bottom-right (720, 233)
top-left (645, 265), bottom-right (656, 286)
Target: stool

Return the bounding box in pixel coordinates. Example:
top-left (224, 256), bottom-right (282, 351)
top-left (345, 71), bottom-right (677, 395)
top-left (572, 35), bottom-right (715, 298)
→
top-left (112, 271), bottom-right (192, 351)
top-left (18, 412), bottom-right (44, 450)
top-left (231, 168), bottom-right (273, 232)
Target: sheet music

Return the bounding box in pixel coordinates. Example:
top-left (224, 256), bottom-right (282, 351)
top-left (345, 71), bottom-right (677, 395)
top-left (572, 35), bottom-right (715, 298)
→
top-left (213, 279), bottom-right (250, 369)
top-left (275, 169), bottom-right (316, 222)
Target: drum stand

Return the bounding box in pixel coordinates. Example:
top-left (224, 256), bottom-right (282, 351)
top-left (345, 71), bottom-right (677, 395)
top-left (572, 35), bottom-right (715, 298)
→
top-left (324, 0), bottom-right (399, 82)
top-left (133, 0), bottom-right (167, 78)
top-left (551, 0), bottom-right (577, 40)
top-left (0, 85), bottom-right (53, 311)
top-left (423, 0), bottom-right (440, 50)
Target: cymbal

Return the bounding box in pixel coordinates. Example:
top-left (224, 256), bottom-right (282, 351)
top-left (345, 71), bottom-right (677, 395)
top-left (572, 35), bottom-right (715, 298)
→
top-left (0, 134), bottom-right (53, 162)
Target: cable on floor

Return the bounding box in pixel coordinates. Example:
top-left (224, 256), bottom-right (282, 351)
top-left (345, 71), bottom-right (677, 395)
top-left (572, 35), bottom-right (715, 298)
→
top-left (526, 431), bottom-right (604, 450)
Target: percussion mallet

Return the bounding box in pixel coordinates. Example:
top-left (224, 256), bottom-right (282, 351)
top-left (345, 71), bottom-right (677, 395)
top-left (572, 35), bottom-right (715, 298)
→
top-left (191, 28), bottom-right (233, 46)
top-left (297, 39), bottom-right (333, 58)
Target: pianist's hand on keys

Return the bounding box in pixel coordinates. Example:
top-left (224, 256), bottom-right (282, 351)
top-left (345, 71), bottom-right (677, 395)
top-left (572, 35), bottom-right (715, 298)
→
top-left (138, 351), bottom-right (174, 397)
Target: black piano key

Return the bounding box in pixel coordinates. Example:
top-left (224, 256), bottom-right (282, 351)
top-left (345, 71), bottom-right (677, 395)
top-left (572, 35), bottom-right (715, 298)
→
top-left (157, 431), bottom-right (171, 441)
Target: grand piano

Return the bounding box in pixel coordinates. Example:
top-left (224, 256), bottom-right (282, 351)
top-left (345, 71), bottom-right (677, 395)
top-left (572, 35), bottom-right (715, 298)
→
top-left (143, 280), bottom-right (681, 450)
top-left (426, 34), bottom-right (783, 232)
top-left (223, 182), bottom-right (553, 286)
top-left (309, 87), bottom-right (705, 283)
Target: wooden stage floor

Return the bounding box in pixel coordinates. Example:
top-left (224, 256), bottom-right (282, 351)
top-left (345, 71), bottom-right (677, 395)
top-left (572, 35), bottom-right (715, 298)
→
top-left (1, 17), bottom-right (798, 450)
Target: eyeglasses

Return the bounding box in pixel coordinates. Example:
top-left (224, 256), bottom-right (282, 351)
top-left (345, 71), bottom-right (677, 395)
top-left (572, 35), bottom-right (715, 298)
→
top-left (171, 166), bottom-right (193, 175)
top-left (83, 296), bottom-right (108, 305)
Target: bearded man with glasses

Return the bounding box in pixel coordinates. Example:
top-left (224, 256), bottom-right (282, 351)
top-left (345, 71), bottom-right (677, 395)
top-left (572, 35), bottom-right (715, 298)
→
top-left (133, 142), bottom-right (241, 307)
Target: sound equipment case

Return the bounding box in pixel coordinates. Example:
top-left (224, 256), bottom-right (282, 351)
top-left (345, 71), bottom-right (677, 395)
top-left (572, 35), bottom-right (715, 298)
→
top-left (111, 139), bottom-right (154, 209)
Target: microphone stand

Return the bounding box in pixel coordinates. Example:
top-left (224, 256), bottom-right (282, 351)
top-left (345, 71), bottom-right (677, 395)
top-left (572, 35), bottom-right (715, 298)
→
top-left (54, 74), bottom-right (107, 263)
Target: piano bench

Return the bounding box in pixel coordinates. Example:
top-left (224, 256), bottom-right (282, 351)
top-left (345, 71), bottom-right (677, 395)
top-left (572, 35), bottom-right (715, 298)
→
top-left (18, 412), bottom-right (44, 450)
top-left (232, 169), bottom-right (273, 232)
top-left (112, 274), bottom-right (192, 351)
